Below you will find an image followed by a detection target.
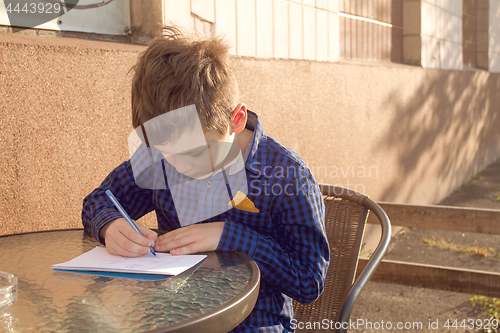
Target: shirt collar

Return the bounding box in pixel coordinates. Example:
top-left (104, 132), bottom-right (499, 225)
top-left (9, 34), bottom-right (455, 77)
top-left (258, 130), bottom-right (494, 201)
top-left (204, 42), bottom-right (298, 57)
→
top-left (245, 110), bottom-right (266, 175)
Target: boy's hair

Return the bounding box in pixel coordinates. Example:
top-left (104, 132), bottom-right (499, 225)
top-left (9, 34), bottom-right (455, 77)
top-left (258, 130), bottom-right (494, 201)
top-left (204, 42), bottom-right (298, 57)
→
top-left (131, 26), bottom-right (239, 137)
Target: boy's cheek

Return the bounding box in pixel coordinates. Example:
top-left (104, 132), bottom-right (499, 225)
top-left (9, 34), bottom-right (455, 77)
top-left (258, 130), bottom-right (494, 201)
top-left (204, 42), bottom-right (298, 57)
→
top-left (209, 143), bottom-right (232, 165)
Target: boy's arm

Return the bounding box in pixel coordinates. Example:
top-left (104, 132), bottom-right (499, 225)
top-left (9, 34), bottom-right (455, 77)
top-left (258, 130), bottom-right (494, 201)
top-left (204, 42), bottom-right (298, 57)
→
top-left (217, 167), bottom-right (329, 305)
top-left (82, 160), bottom-right (156, 251)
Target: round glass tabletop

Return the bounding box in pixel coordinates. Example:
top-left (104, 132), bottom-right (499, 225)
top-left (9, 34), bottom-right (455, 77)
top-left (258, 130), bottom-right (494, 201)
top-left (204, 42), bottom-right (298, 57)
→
top-left (0, 229), bottom-right (259, 332)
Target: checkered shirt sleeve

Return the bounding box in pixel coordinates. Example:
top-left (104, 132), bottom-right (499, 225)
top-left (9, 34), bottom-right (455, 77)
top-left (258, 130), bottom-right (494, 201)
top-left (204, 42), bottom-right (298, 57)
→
top-left (82, 160), bottom-right (155, 245)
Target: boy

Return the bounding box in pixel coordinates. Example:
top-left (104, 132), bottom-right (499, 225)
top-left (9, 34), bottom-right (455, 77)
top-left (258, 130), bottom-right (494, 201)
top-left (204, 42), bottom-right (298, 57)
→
top-left (82, 27), bottom-right (329, 332)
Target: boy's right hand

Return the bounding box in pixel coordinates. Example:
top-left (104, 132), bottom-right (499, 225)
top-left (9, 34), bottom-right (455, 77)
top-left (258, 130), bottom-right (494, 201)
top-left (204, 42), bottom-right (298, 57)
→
top-left (99, 218), bottom-right (158, 257)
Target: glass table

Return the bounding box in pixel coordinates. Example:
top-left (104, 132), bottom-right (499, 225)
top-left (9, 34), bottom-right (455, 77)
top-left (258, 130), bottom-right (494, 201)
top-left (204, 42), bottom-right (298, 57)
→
top-left (0, 229), bottom-right (260, 332)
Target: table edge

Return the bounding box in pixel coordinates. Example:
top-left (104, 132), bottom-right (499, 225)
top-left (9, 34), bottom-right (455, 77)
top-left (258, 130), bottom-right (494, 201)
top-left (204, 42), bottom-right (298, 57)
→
top-left (0, 228), bottom-right (85, 238)
top-left (146, 252), bottom-right (261, 333)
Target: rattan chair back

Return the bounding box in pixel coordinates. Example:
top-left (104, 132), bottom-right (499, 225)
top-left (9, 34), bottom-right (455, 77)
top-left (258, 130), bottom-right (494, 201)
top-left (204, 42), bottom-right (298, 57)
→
top-left (292, 185), bottom-right (369, 332)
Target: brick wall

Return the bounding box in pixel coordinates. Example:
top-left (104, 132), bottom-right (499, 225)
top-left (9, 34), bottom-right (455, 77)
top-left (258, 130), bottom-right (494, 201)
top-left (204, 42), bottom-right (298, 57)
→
top-left (1, 33), bottom-right (500, 235)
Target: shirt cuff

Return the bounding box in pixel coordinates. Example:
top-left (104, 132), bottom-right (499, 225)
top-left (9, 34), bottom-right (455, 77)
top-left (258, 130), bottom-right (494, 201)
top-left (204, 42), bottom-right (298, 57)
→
top-left (92, 208), bottom-right (124, 245)
top-left (217, 218), bottom-right (259, 257)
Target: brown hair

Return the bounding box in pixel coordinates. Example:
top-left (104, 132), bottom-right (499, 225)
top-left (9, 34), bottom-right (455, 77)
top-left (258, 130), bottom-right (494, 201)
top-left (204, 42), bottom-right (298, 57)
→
top-left (131, 26), bottom-right (239, 136)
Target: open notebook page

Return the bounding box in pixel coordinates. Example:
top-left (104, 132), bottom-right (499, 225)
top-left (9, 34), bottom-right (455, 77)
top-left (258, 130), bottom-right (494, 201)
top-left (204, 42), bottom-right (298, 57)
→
top-left (52, 247), bottom-right (207, 276)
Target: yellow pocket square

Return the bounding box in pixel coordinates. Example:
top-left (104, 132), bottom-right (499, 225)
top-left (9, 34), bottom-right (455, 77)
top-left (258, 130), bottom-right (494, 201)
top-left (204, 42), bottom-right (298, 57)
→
top-left (228, 191), bottom-right (260, 213)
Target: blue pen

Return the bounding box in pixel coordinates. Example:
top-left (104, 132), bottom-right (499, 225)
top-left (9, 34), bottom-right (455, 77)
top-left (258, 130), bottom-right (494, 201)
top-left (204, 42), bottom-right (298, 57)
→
top-left (105, 190), bottom-right (157, 257)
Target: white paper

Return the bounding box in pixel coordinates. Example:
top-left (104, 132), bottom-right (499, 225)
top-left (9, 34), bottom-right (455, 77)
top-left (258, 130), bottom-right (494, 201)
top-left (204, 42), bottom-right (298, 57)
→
top-left (52, 247), bottom-right (206, 276)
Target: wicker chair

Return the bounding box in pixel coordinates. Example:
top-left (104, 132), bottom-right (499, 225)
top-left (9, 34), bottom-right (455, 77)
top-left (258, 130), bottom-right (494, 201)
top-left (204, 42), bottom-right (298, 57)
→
top-left (293, 184), bottom-right (391, 333)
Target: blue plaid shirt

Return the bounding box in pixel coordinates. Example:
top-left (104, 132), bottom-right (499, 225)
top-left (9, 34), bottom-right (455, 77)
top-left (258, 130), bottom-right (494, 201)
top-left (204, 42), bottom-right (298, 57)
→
top-left (82, 111), bottom-right (329, 332)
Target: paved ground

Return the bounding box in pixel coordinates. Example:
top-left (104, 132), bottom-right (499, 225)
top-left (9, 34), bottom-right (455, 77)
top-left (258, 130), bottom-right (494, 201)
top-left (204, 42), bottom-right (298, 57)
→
top-left (348, 157), bottom-right (500, 333)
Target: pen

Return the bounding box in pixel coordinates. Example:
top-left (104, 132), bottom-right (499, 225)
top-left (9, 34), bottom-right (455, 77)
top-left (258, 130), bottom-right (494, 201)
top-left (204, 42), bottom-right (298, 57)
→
top-left (105, 189), bottom-right (157, 257)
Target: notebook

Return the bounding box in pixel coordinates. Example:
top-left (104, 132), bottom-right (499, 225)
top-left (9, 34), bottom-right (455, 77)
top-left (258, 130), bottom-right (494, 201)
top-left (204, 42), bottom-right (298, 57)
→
top-left (52, 247), bottom-right (207, 281)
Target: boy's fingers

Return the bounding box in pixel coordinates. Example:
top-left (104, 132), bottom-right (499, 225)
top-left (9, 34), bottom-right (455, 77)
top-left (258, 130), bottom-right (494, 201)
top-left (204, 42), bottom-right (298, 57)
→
top-left (106, 219), bottom-right (154, 254)
top-left (153, 230), bottom-right (176, 251)
top-left (108, 242), bottom-right (147, 257)
top-left (154, 236), bottom-right (183, 252)
top-left (122, 227), bottom-right (151, 247)
top-left (155, 233), bottom-right (195, 252)
top-left (115, 230), bottom-right (150, 255)
top-left (154, 223), bottom-right (223, 253)
top-left (139, 225), bottom-right (158, 242)
top-left (111, 245), bottom-right (148, 257)
top-left (117, 220), bottom-right (155, 247)
top-left (138, 226), bottom-right (158, 248)
top-left (106, 232), bottom-right (149, 257)
top-left (170, 243), bottom-right (197, 255)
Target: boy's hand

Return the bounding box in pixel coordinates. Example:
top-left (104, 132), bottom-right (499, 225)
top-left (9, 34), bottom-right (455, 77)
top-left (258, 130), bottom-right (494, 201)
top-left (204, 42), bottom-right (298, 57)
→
top-left (100, 218), bottom-right (158, 257)
top-left (154, 222), bottom-right (225, 255)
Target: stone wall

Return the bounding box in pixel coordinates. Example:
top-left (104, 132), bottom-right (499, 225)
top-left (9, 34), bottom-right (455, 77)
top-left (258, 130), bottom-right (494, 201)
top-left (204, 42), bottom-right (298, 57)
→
top-left (1, 32), bottom-right (499, 235)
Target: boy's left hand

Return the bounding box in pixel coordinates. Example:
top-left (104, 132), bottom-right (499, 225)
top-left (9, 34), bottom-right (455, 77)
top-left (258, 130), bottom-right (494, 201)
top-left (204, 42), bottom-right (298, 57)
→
top-left (154, 222), bottom-right (225, 255)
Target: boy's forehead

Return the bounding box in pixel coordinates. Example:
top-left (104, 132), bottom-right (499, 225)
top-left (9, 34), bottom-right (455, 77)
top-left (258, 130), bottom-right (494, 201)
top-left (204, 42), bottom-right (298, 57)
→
top-left (155, 127), bottom-right (205, 153)
top-left (143, 104), bottom-right (205, 144)
top-left (130, 104), bottom-right (229, 154)
top-left (171, 127), bottom-right (224, 142)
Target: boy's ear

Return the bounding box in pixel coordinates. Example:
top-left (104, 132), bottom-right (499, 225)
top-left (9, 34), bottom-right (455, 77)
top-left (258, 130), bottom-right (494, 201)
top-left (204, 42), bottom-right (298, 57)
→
top-left (231, 103), bottom-right (247, 134)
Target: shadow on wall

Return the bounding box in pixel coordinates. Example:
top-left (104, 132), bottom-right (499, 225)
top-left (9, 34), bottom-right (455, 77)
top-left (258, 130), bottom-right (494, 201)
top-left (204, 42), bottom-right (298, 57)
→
top-left (376, 69), bottom-right (500, 203)
top-left (490, 54), bottom-right (499, 73)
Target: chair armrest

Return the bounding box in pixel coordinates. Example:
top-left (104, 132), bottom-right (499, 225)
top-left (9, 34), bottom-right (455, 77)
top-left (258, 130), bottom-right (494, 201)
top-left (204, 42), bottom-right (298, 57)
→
top-left (337, 197), bottom-right (392, 333)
